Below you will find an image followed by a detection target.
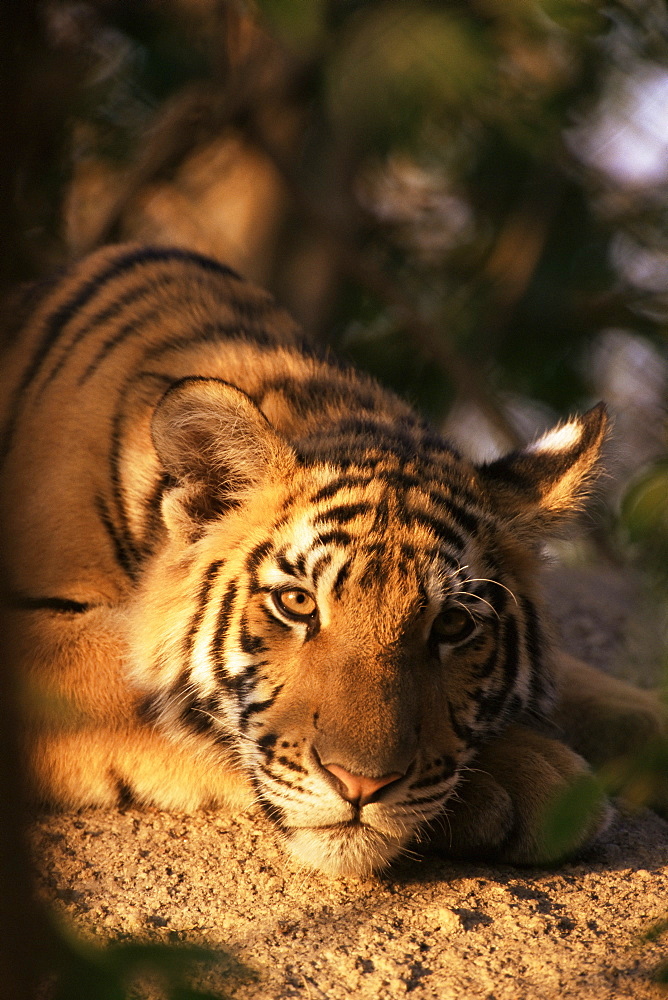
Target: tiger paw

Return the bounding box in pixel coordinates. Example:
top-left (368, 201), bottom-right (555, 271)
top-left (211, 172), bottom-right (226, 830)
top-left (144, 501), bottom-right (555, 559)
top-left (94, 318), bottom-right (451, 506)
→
top-left (428, 725), bottom-right (612, 865)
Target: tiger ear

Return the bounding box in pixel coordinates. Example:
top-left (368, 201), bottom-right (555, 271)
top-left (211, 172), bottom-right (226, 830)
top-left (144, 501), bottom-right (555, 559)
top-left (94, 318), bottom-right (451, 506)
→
top-left (477, 403), bottom-right (609, 540)
top-left (151, 376), bottom-right (294, 539)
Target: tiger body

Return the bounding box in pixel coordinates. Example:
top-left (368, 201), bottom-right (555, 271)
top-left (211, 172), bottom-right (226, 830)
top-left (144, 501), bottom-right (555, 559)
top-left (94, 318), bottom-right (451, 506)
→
top-left (2, 244), bottom-right (664, 876)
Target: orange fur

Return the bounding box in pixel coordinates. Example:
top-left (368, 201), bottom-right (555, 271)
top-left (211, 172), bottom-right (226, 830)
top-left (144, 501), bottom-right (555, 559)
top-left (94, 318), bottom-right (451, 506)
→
top-left (2, 244), bottom-right (664, 875)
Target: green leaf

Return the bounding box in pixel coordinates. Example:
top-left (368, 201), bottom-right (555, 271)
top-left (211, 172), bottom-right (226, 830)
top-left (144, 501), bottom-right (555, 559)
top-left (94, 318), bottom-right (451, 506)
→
top-left (540, 772), bottom-right (607, 862)
top-left (621, 460), bottom-right (668, 584)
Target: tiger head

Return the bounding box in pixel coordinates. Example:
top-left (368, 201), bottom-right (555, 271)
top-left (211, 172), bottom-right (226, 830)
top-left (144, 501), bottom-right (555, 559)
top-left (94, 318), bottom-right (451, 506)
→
top-left (128, 377), bottom-right (608, 875)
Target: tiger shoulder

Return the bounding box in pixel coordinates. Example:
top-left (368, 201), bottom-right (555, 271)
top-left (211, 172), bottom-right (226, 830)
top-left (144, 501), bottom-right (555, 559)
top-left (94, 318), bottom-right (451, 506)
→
top-left (2, 243), bottom-right (665, 876)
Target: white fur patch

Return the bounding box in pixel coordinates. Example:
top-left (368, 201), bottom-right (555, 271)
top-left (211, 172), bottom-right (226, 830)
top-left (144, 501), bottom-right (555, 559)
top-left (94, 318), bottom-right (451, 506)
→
top-left (527, 420), bottom-right (582, 455)
top-left (223, 647), bottom-right (258, 678)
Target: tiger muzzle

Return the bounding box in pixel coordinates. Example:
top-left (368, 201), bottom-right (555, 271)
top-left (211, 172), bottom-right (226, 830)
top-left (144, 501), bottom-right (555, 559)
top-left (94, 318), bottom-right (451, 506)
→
top-left (314, 753), bottom-right (407, 807)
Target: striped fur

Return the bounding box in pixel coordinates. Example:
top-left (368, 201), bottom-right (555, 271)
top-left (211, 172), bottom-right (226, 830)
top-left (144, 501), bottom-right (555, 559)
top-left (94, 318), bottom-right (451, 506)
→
top-left (2, 244), bottom-right (664, 875)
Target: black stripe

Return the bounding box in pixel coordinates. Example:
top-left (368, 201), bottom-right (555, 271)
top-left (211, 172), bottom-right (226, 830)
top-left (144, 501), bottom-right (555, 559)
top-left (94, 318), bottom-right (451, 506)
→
top-left (39, 277), bottom-right (177, 395)
top-left (300, 417), bottom-right (451, 463)
top-left (277, 551), bottom-right (300, 577)
top-left (211, 580), bottom-right (238, 679)
top-left (108, 396), bottom-right (144, 570)
top-left (246, 539), bottom-right (274, 592)
top-left (260, 605), bottom-right (291, 630)
top-left (294, 551), bottom-right (307, 576)
top-left (474, 617), bottom-right (521, 729)
top-left (472, 643), bottom-right (499, 680)
top-left (310, 551), bottom-right (332, 586)
top-left (1, 272), bottom-right (64, 348)
top-left (180, 695), bottom-right (220, 736)
top-left (358, 540), bottom-right (388, 590)
top-left (108, 770), bottom-right (135, 811)
top-left (136, 695), bottom-right (161, 726)
top-left (225, 661), bottom-right (259, 694)
top-left (108, 370), bottom-right (179, 567)
top-left (94, 494), bottom-right (137, 580)
top-left (221, 290), bottom-right (284, 325)
top-left (182, 559), bottom-right (226, 660)
top-left (400, 542), bottom-right (416, 561)
top-left (296, 448), bottom-right (379, 472)
top-left (0, 246), bottom-right (240, 464)
top-left (259, 763), bottom-right (300, 791)
top-left (313, 529), bottom-right (353, 548)
top-left (138, 325), bottom-right (276, 372)
top-left (397, 507), bottom-right (464, 551)
top-left (505, 692), bottom-right (523, 721)
top-left (240, 684), bottom-right (284, 726)
top-left (312, 502), bottom-right (372, 526)
top-left (304, 616), bottom-right (321, 643)
top-left (521, 595), bottom-right (552, 715)
top-left (500, 614), bottom-right (520, 695)
top-left (140, 471), bottom-right (173, 557)
top-left (239, 616), bottom-right (267, 655)
top-left (427, 481), bottom-right (482, 513)
top-left (436, 498), bottom-right (481, 538)
top-left (77, 303), bottom-right (163, 385)
top-left (446, 698), bottom-right (474, 745)
top-left (309, 475), bottom-right (372, 504)
top-left (253, 787), bottom-right (287, 829)
top-left (258, 732), bottom-right (277, 760)
top-left (7, 594), bottom-right (93, 614)
top-left (520, 595), bottom-right (542, 671)
top-left (258, 375), bottom-right (380, 419)
top-left (332, 559), bottom-right (352, 600)
top-left (372, 496), bottom-right (390, 532)
top-left (411, 757), bottom-right (457, 788)
top-left (473, 580), bottom-right (507, 617)
top-left (376, 468), bottom-right (422, 492)
top-left (401, 790), bottom-right (451, 807)
top-left (81, 316), bottom-right (274, 387)
top-left (245, 539), bottom-right (274, 575)
top-left (276, 756), bottom-right (308, 775)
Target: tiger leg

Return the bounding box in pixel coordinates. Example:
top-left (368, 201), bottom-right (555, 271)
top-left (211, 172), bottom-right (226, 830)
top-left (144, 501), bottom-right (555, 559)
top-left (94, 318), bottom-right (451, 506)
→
top-left (11, 607), bottom-right (252, 813)
top-left (27, 724), bottom-right (253, 812)
top-left (428, 724), bottom-right (611, 865)
top-left (552, 650), bottom-right (667, 814)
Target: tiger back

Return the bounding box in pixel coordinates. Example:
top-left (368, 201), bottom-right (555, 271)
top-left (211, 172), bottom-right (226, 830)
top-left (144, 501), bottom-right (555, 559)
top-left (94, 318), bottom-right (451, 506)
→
top-left (3, 244), bottom-right (664, 876)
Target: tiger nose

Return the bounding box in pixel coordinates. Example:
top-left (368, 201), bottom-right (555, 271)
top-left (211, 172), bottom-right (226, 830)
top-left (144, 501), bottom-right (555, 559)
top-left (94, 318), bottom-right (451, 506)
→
top-left (323, 762), bottom-right (404, 807)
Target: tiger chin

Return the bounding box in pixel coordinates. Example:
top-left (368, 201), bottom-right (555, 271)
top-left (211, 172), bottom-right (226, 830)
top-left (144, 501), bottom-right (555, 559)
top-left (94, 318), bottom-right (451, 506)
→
top-left (2, 244), bottom-right (665, 878)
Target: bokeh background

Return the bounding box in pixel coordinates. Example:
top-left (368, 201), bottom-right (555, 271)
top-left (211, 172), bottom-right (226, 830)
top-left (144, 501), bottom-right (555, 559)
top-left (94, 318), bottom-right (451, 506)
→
top-left (2, 0), bottom-right (667, 573)
top-left (1, 1), bottom-right (667, 995)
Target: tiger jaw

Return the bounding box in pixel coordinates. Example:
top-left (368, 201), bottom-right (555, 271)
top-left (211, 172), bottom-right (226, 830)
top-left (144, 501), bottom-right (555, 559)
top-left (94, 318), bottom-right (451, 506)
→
top-left (275, 793), bottom-right (435, 876)
top-left (284, 821), bottom-right (410, 877)
top-left (252, 755), bottom-right (461, 875)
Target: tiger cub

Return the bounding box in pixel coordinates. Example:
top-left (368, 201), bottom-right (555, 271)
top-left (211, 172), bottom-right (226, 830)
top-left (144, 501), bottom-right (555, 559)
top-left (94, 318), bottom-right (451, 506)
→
top-left (1, 244), bottom-right (664, 876)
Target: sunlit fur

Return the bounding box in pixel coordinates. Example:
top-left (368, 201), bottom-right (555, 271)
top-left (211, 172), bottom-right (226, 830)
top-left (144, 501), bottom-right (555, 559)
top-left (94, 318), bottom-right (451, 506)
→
top-left (2, 244), bottom-right (664, 876)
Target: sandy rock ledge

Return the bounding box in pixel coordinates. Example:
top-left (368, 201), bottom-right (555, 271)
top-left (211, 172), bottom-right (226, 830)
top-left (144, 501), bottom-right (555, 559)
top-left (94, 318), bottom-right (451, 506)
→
top-left (32, 802), bottom-right (668, 1000)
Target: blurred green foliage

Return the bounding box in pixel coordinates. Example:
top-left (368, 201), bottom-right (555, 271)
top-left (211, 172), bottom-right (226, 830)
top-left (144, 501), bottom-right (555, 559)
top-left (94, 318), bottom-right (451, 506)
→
top-left (622, 460), bottom-right (668, 593)
top-left (48, 924), bottom-right (239, 1000)
top-left (540, 771), bottom-right (608, 863)
top-left (6, 0), bottom-right (667, 423)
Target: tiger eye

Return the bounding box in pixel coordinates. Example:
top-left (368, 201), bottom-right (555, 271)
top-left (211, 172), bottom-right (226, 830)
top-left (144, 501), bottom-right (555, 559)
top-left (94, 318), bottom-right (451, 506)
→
top-left (275, 588), bottom-right (317, 619)
top-left (431, 607), bottom-right (475, 644)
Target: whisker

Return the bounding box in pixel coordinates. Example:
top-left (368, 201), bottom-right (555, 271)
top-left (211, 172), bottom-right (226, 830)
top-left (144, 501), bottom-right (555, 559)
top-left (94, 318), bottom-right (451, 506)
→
top-left (466, 577), bottom-right (519, 605)
top-left (455, 590), bottom-right (499, 620)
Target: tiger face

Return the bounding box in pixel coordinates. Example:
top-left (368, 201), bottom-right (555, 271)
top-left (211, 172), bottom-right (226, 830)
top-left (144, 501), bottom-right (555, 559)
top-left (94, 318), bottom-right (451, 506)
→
top-left (2, 245), bottom-right (614, 876)
top-left (127, 375), bottom-right (607, 875)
